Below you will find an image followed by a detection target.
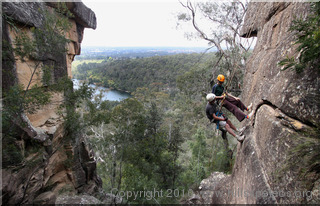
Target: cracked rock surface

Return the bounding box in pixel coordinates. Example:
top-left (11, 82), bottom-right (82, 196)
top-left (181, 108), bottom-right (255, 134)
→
top-left (200, 2), bottom-right (319, 204)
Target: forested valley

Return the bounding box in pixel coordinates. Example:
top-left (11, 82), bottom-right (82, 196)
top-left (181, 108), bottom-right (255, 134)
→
top-left (73, 53), bottom-right (214, 92)
top-left (72, 52), bottom-right (241, 204)
top-left (3, 0), bottom-right (319, 204)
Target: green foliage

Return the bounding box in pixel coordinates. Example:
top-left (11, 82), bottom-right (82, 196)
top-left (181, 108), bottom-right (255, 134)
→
top-left (176, 60), bottom-right (212, 96)
top-left (121, 164), bottom-right (158, 204)
top-left (86, 96), bottom-right (186, 203)
top-left (42, 65), bottom-right (53, 86)
top-left (1, 3), bottom-right (91, 170)
top-left (77, 48), bottom-right (239, 203)
top-left (2, 38), bottom-right (15, 79)
top-left (2, 84), bottom-right (52, 135)
top-left (13, 5), bottom-right (72, 63)
top-left (274, 125), bottom-right (320, 201)
top-left (62, 147), bottom-right (74, 169)
top-left (177, 0), bottom-right (251, 90)
top-left (1, 80), bottom-right (78, 168)
top-left (189, 129), bottom-right (210, 182)
top-left (59, 78), bottom-right (95, 139)
top-left (279, 2), bottom-right (320, 73)
top-left (83, 99), bottom-right (112, 126)
top-left (24, 85), bottom-right (52, 113)
top-left (2, 138), bottom-right (24, 167)
top-left (25, 155), bottom-right (43, 169)
top-left (210, 139), bottom-right (233, 173)
top-left (111, 98), bottom-right (146, 142)
top-left (3, 84), bottom-right (25, 116)
top-left (287, 126), bottom-right (320, 177)
top-left (73, 53), bottom-right (215, 93)
top-left (2, 2), bottom-right (73, 117)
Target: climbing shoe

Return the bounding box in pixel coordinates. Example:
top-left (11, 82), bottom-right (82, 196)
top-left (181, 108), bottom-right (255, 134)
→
top-left (237, 126), bottom-right (246, 135)
top-left (247, 103), bottom-right (253, 111)
top-left (246, 110), bottom-right (254, 119)
top-left (236, 135), bottom-right (245, 142)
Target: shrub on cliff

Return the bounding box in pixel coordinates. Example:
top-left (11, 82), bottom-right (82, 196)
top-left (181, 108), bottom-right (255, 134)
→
top-left (279, 2), bottom-right (320, 73)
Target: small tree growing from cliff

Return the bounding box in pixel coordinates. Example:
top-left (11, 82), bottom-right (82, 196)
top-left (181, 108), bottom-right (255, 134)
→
top-left (279, 2), bottom-right (320, 73)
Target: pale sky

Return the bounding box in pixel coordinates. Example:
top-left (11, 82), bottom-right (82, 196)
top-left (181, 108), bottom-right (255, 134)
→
top-left (81, 0), bottom-right (209, 47)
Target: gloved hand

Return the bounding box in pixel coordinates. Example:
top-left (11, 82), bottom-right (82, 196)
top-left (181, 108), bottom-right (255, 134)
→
top-left (224, 117), bottom-right (228, 121)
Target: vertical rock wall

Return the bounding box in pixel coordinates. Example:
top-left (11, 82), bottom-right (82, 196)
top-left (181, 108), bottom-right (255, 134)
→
top-left (197, 2), bottom-right (319, 204)
top-left (2, 2), bottom-right (102, 204)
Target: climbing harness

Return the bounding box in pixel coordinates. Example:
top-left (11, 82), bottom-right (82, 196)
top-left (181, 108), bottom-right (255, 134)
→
top-left (215, 111), bottom-right (224, 130)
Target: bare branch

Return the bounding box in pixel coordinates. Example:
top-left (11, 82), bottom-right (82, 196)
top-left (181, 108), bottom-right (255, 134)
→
top-left (178, 0), bottom-right (252, 91)
top-left (185, 0), bottom-right (229, 58)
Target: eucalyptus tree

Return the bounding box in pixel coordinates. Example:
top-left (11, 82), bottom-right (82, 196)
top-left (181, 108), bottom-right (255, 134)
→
top-left (177, 0), bottom-right (254, 91)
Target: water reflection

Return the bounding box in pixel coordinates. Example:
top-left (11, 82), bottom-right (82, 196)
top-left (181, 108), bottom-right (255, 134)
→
top-left (72, 79), bottom-right (131, 102)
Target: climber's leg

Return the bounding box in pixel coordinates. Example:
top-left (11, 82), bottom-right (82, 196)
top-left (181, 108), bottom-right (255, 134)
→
top-left (221, 122), bottom-right (236, 137)
top-left (223, 100), bottom-right (246, 122)
top-left (220, 121), bottom-right (245, 142)
top-left (226, 119), bottom-right (237, 131)
top-left (226, 96), bottom-right (247, 111)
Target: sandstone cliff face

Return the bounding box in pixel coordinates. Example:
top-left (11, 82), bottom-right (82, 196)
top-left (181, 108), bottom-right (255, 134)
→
top-left (3, 2), bottom-right (96, 89)
top-left (196, 2), bottom-right (319, 204)
top-left (2, 2), bottom-right (101, 204)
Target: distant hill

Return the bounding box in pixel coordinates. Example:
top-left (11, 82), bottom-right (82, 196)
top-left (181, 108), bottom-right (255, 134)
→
top-left (76, 46), bottom-right (216, 59)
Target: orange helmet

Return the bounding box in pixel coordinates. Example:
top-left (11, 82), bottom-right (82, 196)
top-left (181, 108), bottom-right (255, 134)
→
top-left (217, 74), bottom-right (225, 82)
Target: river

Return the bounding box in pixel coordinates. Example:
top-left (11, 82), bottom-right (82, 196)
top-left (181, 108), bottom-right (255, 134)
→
top-left (72, 79), bottom-right (131, 101)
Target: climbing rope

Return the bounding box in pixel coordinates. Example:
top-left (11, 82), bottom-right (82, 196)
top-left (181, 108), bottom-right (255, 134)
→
top-left (215, 26), bottom-right (254, 113)
top-left (217, 62), bottom-right (241, 113)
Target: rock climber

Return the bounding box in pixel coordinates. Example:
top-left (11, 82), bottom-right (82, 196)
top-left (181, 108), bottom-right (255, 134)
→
top-left (212, 74), bottom-right (253, 122)
top-left (206, 93), bottom-right (245, 142)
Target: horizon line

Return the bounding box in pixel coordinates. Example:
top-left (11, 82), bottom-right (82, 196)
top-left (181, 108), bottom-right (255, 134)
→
top-left (81, 45), bottom-right (214, 48)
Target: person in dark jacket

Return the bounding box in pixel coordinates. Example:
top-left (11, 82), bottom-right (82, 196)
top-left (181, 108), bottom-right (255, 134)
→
top-left (212, 74), bottom-right (253, 122)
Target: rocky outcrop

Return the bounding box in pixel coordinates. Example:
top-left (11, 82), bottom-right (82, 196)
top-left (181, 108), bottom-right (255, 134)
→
top-left (2, 1), bottom-right (96, 88)
top-left (197, 2), bottom-right (320, 204)
top-left (2, 2), bottom-right (101, 205)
